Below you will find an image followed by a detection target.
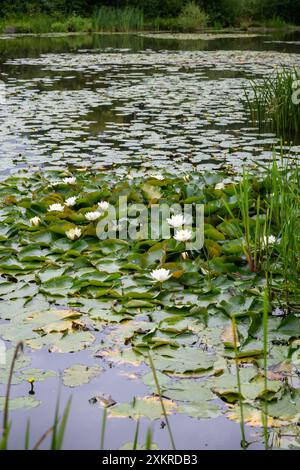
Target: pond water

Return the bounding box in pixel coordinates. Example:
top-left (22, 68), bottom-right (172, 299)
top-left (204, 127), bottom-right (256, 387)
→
top-left (0, 32), bottom-right (299, 450)
top-left (0, 32), bottom-right (300, 179)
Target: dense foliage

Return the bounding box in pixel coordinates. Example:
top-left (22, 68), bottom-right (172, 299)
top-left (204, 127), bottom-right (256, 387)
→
top-left (0, 0), bottom-right (300, 26)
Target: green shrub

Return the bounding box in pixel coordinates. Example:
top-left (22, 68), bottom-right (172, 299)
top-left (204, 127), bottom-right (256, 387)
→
top-left (263, 16), bottom-right (288, 29)
top-left (65, 15), bottom-right (92, 32)
top-left (50, 21), bottom-right (68, 32)
top-left (177, 2), bottom-right (208, 31)
top-left (0, 15), bottom-right (54, 33)
top-left (151, 17), bottom-right (179, 31)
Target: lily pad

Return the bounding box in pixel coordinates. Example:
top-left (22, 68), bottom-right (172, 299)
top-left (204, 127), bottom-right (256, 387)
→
top-left (63, 364), bottom-right (102, 387)
top-left (109, 396), bottom-right (177, 420)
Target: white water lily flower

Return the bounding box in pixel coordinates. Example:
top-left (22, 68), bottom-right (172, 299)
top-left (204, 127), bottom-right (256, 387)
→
top-left (66, 227), bottom-right (81, 240)
top-left (48, 181), bottom-right (61, 187)
top-left (215, 182), bottom-right (225, 190)
top-left (48, 203), bottom-right (65, 212)
top-left (63, 177), bottom-right (76, 184)
top-left (65, 196), bottom-right (77, 207)
top-left (98, 201), bottom-right (110, 212)
top-left (30, 216), bottom-right (41, 227)
top-left (174, 229), bottom-right (193, 242)
top-left (150, 268), bottom-right (171, 283)
top-left (167, 214), bottom-right (186, 228)
top-left (149, 172), bottom-right (164, 181)
top-left (262, 235), bottom-right (278, 246)
top-left (85, 211), bottom-right (102, 221)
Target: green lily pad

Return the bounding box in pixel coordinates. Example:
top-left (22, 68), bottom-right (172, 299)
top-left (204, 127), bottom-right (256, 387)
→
top-left (62, 364), bottom-right (102, 387)
top-left (109, 396), bottom-right (177, 420)
top-left (151, 347), bottom-right (217, 374)
top-left (0, 396), bottom-right (40, 411)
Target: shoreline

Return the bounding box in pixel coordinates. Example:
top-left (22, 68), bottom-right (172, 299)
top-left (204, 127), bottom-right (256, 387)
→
top-left (0, 27), bottom-right (300, 40)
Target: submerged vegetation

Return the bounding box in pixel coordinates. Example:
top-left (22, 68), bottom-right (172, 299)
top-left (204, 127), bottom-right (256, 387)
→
top-left (0, 159), bottom-right (299, 449)
top-left (245, 68), bottom-right (300, 140)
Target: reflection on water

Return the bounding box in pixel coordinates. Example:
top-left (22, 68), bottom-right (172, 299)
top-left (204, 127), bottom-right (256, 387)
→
top-left (2, 344), bottom-right (264, 450)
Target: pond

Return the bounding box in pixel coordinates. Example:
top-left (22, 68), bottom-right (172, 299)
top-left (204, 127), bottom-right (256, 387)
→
top-left (0, 32), bottom-right (299, 451)
top-left (1, 31), bottom-right (300, 179)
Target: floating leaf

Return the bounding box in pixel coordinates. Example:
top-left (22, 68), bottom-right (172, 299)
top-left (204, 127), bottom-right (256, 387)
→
top-left (63, 364), bottom-right (102, 387)
top-left (109, 396), bottom-right (177, 420)
top-left (0, 396), bottom-right (40, 411)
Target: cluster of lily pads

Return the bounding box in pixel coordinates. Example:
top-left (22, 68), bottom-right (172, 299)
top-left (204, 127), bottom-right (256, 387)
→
top-left (2, 47), bottom-right (300, 177)
top-left (0, 167), bottom-right (299, 449)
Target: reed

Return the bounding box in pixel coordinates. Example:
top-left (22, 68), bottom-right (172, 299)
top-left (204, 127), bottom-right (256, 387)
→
top-left (262, 288), bottom-right (269, 449)
top-left (244, 68), bottom-right (300, 140)
top-left (93, 6), bottom-right (144, 32)
top-left (231, 316), bottom-right (248, 449)
top-left (148, 352), bottom-right (176, 450)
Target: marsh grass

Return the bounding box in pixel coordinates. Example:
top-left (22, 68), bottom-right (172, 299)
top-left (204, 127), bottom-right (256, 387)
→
top-left (244, 68), bottom-right (300, 140)
top-left (148, 352), bottom-right (176, 450)
top-left (93, 6), bottom-right (144, 32)
top-left (262, 288), bottom-right (269, 449)
top-left (51, 394), bottom-right (72, 450)
top-left (225, 158), bottom-right (299, 310)
top-left (263, 159), bottom-right (300, 309)
top-left (100, 407), bottom-right (107, 450)
top-left (0, 341), bottom-right (23, 450)
top-left (133, 419), bottom-right (140, 450)
top-left (0, 15), bottom-right (92, 34)
top-left (231, 316), bottom-right (248, 449)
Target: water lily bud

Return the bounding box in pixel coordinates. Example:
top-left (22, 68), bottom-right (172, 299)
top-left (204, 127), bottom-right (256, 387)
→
top-left (30, 216), bottom-right (41, 226)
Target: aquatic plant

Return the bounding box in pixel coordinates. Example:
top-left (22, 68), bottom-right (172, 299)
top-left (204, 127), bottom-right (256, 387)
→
top-left (0, 166), bottom-right (299, 449)
top-left (0, 342), bottom-right (23, 450)
top-left (92, 6), bottom-right (144, 32)
top-left (150, 268), bottom-right (171, 283)
top-left (177, 2), bottom-right (208, 32)
top-left (174, 229), bottom-right (193, 242)
top-left (148, 353), bottom-right (176, 450)
top-left (244, 68), bottom-right (300, 139)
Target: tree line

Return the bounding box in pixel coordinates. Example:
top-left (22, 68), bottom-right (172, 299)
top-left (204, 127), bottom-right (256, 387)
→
top-left (1, 0), bottom-right (300, 26)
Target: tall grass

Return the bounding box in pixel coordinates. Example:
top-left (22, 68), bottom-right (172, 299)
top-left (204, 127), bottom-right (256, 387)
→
top-left (148, 352), bottom-right (176, 450)
top-left (223, 157), bottom-right (299, 309)
top-left (231, 316), bottom-right (248, 449)
top-left (244, 68), bottom-right (300, 140)
top-left (262, 288), bottom-right (269, 449)
top-left (0, 342), bottom-right (23, 449)
top-left (263, 159), bottom-right (300, 310)
top-left (0, 14), bottom-right (93, 34)
top-left (93, 6), bottom-right (144, 33)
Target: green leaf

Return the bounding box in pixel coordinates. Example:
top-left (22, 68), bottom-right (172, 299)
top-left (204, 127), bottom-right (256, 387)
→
top-left (62, 364), bottom-right (102, 387)
top-left (109, 396), bottom-right (177, 421)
